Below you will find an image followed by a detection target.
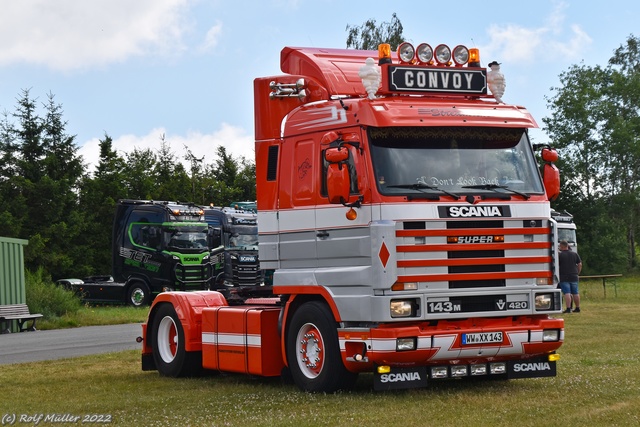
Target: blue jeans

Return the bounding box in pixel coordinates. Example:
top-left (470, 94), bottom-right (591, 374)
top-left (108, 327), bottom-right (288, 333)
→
top-left (559, 281), bottom-right (579, 295)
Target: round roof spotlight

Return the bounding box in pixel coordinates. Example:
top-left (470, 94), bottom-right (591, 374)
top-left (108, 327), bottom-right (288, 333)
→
top-left (397, 42), bottom-right (415, 64)
top-left (434, 44), bottom-right (451, 65)
top-left (416, 43), bottom-right (433, 64)
top-left (452, 45), bottom-right (470, 66)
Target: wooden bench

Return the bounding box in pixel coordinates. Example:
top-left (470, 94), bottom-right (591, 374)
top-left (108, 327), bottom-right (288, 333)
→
top-left (0, 304), bottom-right (43, 333)
top-left (579, 274), bottom-right (623, 298)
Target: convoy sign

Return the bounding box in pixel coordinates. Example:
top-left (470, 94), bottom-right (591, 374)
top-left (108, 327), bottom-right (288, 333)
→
top-left (387, 66), bottom-right (487, 95)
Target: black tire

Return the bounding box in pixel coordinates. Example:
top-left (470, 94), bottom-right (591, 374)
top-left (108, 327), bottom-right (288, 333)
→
top-left (286, 301), bottom-right (357, 392)
top-left (151, 304), bottom-right (202, 377)
top-left (126, 282), bottom-right (150, 307)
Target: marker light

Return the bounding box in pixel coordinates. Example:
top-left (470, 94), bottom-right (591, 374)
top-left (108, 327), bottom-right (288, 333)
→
top-left (452, 45), bottom-right (470, 66)
top-left (469, 48), bottom-right (481, 67)
top-left (434, 44), bottom-right (451, 65)
top-left (397, 42), bottom-right (415, 63)
top-left (416, 43), bottom-right (433, 64)
top-left (346, 207), bottom-right (358, 221)
top-left (378, 43), bottom-right (392, 65)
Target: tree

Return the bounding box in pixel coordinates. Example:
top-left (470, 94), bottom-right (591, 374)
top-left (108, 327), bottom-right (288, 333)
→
top-left (76, 134), bottom-right (127, 275)
top-left (544, 34), bottom-right (640, 272)
top-left (346, 13), bottom-right (404, 51)
top-left (123, 148), bottom-right (157, 199)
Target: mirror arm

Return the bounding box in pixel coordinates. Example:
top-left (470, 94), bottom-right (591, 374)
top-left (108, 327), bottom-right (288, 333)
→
top-left (341, 195), bottom-right (364, 209)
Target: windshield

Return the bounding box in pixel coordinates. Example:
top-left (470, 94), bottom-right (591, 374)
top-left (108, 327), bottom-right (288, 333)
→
top-left (226, 225), bottom-right (258, 250)
top-left (369, 127), bottom-right (544, 196)
top-left (557, 228), bottom-right (577, 244)
top-left (163, 224), bottom-right (209, 250)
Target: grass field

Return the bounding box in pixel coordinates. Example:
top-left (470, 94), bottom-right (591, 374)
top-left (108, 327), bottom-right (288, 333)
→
top-left (3, 279), bottom-right (640, 426)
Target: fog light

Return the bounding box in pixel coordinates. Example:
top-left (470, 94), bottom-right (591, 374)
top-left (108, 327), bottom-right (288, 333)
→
top-left (396, 337), bottom-right (416, 351)
top-left (451, 366), bottom-right (468, 377)
top-left (390, 300), bottom-right (414, 318)
top-left (431, 367), bottom-right (448, 378)
top-left (489, 362), bottom-right (506, 375)
top-left (535, 293), bottom-right (552, 310)
top-left (548, 353), bottom-right (561, 362)
top-left (377, 365), bottom-right (391, 374)
top-left (470, 364), bottom-right (487, 376)
top-left (543, 329), bottom-right (560, 342)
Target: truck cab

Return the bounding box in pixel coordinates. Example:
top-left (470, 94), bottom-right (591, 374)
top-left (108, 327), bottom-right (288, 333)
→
top-left (112, 200), bottom-right (224, 305)
top-left (552, 209), bottom-right (577, 252)
top-left (203, 207), bottom-right (264, 294)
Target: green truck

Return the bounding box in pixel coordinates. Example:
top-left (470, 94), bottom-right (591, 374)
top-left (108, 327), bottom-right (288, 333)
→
top-left (110, 200), bottom-right (224, 306)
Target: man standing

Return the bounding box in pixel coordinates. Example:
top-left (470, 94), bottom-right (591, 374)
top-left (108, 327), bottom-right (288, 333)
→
top-left (559, 240), bottom-right (582, 313)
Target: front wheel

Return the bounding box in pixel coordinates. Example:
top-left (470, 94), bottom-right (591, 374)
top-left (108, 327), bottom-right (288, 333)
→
top-left (286, 301), bottom-right (357, 392)
top-left (127, 282), bottom-right (150, 307)
top-left (151, 304), bottom-right (201, 377)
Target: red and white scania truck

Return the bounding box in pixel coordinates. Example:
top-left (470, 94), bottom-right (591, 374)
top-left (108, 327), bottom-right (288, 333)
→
top-left (140, 42), bottom-right (565, 392)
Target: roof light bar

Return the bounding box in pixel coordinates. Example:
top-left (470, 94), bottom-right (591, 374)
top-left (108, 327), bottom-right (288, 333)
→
top-left (434, 44), bottom-right (451, 65)
top-left (416, 43), bottom-right (433, 64)
top-left (452, 45), bottom-right (470, 66)
top-left (397, 42), bottom-right (415, 64)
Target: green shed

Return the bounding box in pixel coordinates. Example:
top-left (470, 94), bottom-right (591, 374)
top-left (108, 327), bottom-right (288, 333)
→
top-left (0, 236), bottom-right (29, 332)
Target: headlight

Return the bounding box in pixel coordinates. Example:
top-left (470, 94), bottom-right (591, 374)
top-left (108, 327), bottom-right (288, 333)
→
top-left (543, 329), bottom-right (560, 342)
top-left (390, 300), bottom-right (415, 318)
top-left (396, 337), bottom-right (416, 351)
top-left (535, 293), bottom-right (552, 310)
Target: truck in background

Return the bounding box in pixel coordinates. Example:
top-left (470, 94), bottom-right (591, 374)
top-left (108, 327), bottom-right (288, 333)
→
top-left (551, 209), bottom-right (577, 252)
top-left (203, 206), bottom-right (264, 296)
top-left (111, 200), bottom-right (224, 306)
top-left (229, 201), bottom-right (257, 212)
top-left (140, 42), bottom-right (564, 392)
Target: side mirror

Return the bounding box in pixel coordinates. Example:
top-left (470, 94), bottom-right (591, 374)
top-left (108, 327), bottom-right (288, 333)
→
top-left (325, 147), bottom-right (350, 204)
top-left (543, 163), bottom-right (560, 201)
top-left (540, 148), bottom-right (560, 201)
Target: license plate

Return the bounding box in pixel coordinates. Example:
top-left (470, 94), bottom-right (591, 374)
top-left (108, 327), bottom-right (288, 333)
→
top-left (462, 332), bottom-right (503, 345)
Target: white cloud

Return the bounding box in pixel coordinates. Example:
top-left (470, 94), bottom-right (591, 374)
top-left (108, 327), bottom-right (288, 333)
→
top-left (0, 0), bottom-right (192, 71)
top-left (199, 21), bottom-right (223, 53)
top-left (482, 1), bottom-right (592, 65)
top-left (79, 123), bottom-right (254, 174)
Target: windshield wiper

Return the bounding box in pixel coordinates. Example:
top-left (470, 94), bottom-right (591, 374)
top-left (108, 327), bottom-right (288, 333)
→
top-left (461, 184), bottom-right (530, 199)
top-left (388, 183), bottom-right (459, 200)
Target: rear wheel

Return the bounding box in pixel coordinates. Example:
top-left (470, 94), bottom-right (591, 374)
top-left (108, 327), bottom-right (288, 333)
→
top-left (127, 282), bottom-right (150, 307)
top-left (152, 304), bottom-right (201, 377)
top-left (286, 301), bottom-right (357, 392)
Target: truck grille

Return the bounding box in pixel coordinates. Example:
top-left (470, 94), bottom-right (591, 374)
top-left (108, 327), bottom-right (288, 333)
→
top-left (395, 218), bottom-right (552, 289)
top-left (174, 264), bottom-right (214, 290)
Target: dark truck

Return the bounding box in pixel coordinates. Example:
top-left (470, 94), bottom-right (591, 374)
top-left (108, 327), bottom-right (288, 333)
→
top-left (203, 206), bottom-right (264, 297)
top-left (109, 200), bottom-right (224, 306)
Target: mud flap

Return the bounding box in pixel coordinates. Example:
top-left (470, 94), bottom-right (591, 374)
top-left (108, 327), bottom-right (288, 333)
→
top-left (507, 355), bottom-right (557, 379)
top-left (373, 366), bottom-right (429, 391)
top-left (141, 353), bottom-right (156, 371)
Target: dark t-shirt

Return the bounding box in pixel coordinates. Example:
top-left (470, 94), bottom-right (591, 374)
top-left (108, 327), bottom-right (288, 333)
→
top-left (559, 249), bottom-right (582, 282)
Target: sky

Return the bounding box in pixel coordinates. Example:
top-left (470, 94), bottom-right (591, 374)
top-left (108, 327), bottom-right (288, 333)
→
top-left (0, 0), bottom-right (638, 174)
